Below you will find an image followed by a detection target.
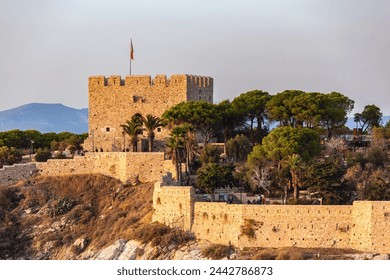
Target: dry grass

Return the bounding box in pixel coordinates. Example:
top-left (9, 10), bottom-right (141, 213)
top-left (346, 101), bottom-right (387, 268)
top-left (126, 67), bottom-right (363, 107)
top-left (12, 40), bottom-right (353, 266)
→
top-left (202, 244), bottom-right (233, 259)
top-left (131, 222), bottom-right (195, 248)
top-left (0, 174), bottom-right (364, 260)
top-left (238, 247), bottom-right (361, 260)
top-left (240, 219), bottom-right (263, 239)
top-left (0, 174), bottom-right (155, 259)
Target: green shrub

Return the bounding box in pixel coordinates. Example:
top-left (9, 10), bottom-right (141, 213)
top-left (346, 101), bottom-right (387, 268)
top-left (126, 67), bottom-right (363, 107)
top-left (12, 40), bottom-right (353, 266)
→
top-left (34, 148), bottom-right (52, 162)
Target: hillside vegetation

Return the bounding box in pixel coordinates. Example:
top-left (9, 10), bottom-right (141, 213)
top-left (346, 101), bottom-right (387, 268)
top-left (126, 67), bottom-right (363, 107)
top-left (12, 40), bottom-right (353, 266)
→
top-left (0, 174), bottom-right (156, 259)
top-left (1, 174), bottom-right (384, 260)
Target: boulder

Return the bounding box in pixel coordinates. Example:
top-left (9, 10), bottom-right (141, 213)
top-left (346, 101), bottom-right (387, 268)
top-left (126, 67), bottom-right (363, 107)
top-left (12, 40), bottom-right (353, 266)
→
top-left (118, 240), bottom-right (143, 260)
top-left (94, 239), bottom-right (126, 260)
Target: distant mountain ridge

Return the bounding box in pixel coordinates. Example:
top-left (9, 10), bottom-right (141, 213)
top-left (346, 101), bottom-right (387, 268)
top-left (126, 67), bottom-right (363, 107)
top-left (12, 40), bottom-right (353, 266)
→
top-left (0, 103), bottom-right (88, 134)
top-left (0, 103), bottom-right (388, 134)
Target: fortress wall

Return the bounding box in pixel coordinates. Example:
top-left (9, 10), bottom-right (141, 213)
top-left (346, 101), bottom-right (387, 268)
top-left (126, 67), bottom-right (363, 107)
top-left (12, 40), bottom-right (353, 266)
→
top-left (152, 181), bottom-right (194, 230)
top-left (350, 201), bottom-right (373, 252)
top-left (37, 152), bottom-right (177, 183)
top-left (123, 152), bottom-right (177, 183)
top-left (370, 202), bottom-right (390, 252)
top-left (85, 74), bottom-right (213, 152)
top-left (153, 186), bottom-right (390, 253)
top-left (191, 203), bottom-right (353, 249)
top-left (350, 201), bottom-right (390, 253)
top-left (238, 205), bottom-right (353, 249)
top-left (0, 163), bottom-right (39, 186)
top-left (192, 202), bottom-right (244, 244)
top-left (37, 155), bottom-right (95, 177)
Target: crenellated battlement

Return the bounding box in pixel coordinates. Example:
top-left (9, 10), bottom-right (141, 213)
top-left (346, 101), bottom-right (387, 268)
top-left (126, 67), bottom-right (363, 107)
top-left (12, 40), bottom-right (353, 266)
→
top-left (88, 74), bottom-right (213, 89)
top-left (86, 72), bottom-right (213, 152)
top-left (187, 75), bottom-right (213, 88)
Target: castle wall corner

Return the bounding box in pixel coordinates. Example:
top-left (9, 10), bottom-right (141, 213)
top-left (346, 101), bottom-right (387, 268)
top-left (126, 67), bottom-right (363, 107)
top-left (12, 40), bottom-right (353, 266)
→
top-left (153, 195), bottom-right (390, 253)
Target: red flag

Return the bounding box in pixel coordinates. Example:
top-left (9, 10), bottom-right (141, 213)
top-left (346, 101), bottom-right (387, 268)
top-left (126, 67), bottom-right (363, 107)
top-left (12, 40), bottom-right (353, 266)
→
top-left (130, 40), bottom-right (134, 60)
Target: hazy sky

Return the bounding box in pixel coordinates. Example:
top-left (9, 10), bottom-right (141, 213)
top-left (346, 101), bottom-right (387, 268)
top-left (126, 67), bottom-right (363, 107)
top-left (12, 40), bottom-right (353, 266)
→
top-left (1, 0), bottom-right (390, 115)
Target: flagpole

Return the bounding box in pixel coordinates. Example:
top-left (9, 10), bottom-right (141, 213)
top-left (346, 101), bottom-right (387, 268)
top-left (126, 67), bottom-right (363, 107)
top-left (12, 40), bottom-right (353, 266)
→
top-left (129, 38), bottom-right (134, 76)
top-left (129, 39), bottom-right (132, 75)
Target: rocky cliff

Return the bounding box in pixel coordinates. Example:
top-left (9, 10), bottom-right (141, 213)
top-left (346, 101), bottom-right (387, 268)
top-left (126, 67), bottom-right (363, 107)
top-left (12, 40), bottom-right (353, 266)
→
top-left (1, 174), bottom-right (387, 260)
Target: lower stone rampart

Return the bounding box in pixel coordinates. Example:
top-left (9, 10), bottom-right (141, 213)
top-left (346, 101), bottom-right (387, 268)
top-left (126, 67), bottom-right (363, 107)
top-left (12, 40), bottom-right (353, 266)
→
top-left (152, 179), bottom-right (194, 230)
top-left (0, 163), bottom-right (39, 186)
top-left (153, 184), bottom-right (390, 253)
top-left (192, 203), bottom-right (354, 250)
top-left (37, 152), bottom-right (176, 183)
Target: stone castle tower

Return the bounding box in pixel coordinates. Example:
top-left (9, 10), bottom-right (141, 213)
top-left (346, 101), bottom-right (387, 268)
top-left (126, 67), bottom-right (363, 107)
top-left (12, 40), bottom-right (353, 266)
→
top-left (83, 74), bottom-right (213, 152)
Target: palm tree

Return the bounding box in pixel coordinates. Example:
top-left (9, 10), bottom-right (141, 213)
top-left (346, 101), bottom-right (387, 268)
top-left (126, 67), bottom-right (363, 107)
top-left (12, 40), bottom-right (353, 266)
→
top-left (131, 113), bottom-right (144, 126)
top-left (142, 114), bottom-right (165, 152)
top-left (166, 127), bottom-right (185, 184)
top-left (285, 154), bottom-right (303, 203)
top-left (121, 116), bottom-right (143, 152)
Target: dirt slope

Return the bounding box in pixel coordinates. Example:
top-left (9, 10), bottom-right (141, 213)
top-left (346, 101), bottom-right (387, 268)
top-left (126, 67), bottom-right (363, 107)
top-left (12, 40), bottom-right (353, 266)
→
top-left (0, 174), bottom-right (154, 259)
top-left (0, 174), bottom-right (371, 260)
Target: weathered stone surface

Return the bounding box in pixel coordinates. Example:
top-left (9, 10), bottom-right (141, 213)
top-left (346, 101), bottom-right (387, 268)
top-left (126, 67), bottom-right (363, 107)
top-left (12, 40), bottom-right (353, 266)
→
top-left (139, 243), bottom-right (160, 260)
top-left (117, 240), bottom-right (143, 260)
top-left (94, 239), bottom-right (127, 260)
top-left (173, 247), bottom-right (206, 260)
top-left (37, 152), bottom-right (177, 183)
top-left (73, 238), bottom-right (88, 252)
top-left (153, 182), bottom-right (390, 254)
top-left (0, 163), bottom-right (38, 186)
top-left (372, 254), bottom-right (389, 260)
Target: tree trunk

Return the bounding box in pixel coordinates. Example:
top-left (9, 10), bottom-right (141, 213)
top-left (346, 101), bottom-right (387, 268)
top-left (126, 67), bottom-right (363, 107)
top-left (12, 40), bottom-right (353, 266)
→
top-left (250, 118), bottom-right (255, 146)
top-left (131, 138), bottom-right (137, 152)
top-left (293, 185), bottom-right (299, 203)
top-left (174, 149), bottom-right (180, 182)
top-left (291, 171), bottom-right (299, 203)
top-left (283, 184), bottom-right (288, 205)
top-left (148, 137), bottom-right (153, 152)
top-left (178, 155), bottom-right (183, 185)
top-left (185, 148), bottom-right (190, 183)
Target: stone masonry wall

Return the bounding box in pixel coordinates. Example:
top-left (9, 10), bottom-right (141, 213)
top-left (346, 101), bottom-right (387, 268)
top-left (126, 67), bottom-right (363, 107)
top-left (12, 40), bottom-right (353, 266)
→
top-left (84, 74), bottom-right (213, 152)
top-left (192, 203), bottom-right (354, 250)
top-left (350, 201), bottom-right (390, 253)
top-left (152, 179), bottom-right (194, 230)
top-left (0, 163), bottom-right (39, 186)
top-left (37, 152), bottom-right (177, 183)
top-left (153, 185), bottom-right (390, 253)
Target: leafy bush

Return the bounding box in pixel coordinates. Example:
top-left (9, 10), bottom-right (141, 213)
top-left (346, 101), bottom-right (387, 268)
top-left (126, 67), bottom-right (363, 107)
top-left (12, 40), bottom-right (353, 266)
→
top-left (196, 163), bottom-right (236, 194)
top-left (50, 197), bottom-right (78, 217)
top-left (199, 145), bottom-right (222, 165)
top-left (34, 148), bottom-right (52, 162)
top-left (367, 146), bottom-right (387, 168)
top-left (0, 146), bottom-right (22, 166)
top-left (226, 134), bottom-right (251, 162)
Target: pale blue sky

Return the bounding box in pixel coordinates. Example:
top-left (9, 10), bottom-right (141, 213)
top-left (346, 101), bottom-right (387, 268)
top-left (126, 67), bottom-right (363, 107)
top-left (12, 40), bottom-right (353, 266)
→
top-left (1, 0), bottom-right (389, 114)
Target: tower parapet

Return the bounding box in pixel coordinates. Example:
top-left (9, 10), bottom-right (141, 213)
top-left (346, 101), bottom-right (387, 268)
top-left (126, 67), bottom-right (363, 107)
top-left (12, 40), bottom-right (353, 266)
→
top-left (89, 74), bottom-right (213, 89)
top-left (85, 73), bottom-right (213, 152)
top-left (187, 75), bottom-right (213, 88)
